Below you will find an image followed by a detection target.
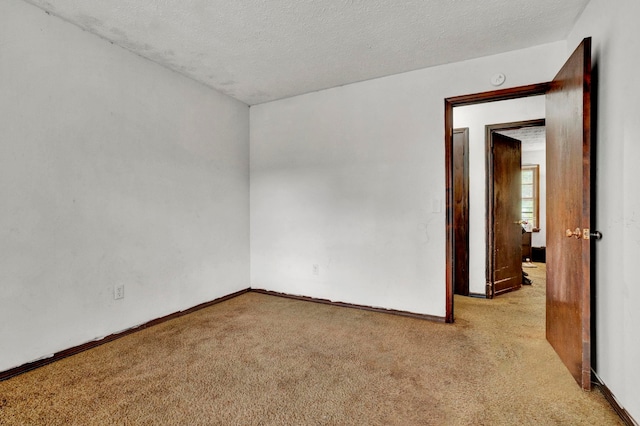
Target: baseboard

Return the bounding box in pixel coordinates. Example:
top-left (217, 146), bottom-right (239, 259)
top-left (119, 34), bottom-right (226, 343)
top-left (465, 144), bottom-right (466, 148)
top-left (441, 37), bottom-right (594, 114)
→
top-left (0, 288), bottom-right (250, 382)
top-left (9, 286), bottom-right (634, 426)
top-left (592, 369), bottom-right (638, 426)
top-left (250, 288), bottom-right (446, 322)
top-left (469, 292), bottom-right (487, 299)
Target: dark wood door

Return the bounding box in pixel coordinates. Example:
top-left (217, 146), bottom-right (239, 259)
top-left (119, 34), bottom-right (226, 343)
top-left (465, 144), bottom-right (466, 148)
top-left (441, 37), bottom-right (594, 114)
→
top-left (453, 128), bottom-right (469, 296)
top-left (491, 133), bottom-right (522, 296)
top-left (545, 38), bottom-right (592, 390)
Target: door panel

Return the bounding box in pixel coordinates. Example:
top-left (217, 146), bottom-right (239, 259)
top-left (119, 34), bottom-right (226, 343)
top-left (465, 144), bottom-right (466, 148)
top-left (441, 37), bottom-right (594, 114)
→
top-left (491, 133), bottom-right (522, 296)
top-left (545, 38), bottom-right (592, 390)
top-left (453, 128), bottom-right (470, 296)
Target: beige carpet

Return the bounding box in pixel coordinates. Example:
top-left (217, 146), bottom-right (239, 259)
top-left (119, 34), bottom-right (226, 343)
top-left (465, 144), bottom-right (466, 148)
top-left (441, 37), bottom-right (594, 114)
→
top-left (0, 264), bottom-right (622, 425)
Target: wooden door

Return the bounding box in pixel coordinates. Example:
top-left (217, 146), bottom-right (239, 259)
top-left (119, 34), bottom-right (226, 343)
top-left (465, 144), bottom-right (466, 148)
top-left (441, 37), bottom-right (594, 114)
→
top-left (545, 38), bottom-right (592, 390)
top-left (491, 133), bottom-right (522, 296)
top-left (453, 128), bottom-right (470, 296)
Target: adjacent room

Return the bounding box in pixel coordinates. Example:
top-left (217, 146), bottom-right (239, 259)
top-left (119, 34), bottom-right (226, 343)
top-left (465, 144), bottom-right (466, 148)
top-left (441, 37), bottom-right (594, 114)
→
top-left (1, 0), bottom-right (639, 424)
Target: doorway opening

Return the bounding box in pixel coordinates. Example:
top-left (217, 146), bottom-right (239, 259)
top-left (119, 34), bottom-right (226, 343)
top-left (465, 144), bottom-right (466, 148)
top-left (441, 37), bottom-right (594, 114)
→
top-left (454, 104), bottom-right (546, 299)
top-left (487, 119), bottom-right (546, 298)
top-left (445, 83), bottom-right (549, 322)
top-left (444, 34), bottom-right (593, 393)
top-left (452, 117), bottom-right (546, 299)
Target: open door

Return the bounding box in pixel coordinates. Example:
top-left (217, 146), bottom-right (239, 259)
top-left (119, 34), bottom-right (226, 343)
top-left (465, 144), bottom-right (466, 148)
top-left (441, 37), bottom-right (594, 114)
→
top-left (545, 38), bottom-right (592, 390)
top-left (490, 133), bottom-right (523, 297)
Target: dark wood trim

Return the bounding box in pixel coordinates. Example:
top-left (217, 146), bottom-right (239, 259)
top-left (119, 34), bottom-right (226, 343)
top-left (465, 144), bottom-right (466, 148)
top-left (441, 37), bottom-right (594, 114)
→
top-left (581, 37), bottom-right (594, 391)
top-left (251, 289), bottom-right (447, 323)
top-left (1, 286), bottom-right (446, 382)
top-left (592, 370), bottom-right (639, 426)
top-left (485, 119), bottom-right (546, 135)
top-left (0, 288), bottom-right (251, 382)
top-left (445, 84), bottom-right (549, 320)
top-left (444, 99), bottom-right (455, 323)
top-left (446, 83), bottom-right (551, 107)
top-left (486, 130), bottom-right (495, 298)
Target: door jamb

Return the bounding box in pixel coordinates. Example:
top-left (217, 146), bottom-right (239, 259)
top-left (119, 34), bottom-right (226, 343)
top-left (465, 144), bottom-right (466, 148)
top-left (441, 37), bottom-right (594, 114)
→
top-left (444, 83), bottom-right (550, 323)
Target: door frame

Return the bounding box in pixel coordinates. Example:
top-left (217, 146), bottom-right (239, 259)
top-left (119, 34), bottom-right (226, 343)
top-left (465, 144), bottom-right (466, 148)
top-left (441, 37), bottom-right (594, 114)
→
top-left (444, 83), bottom-right (549, 323)
top-left (485, 119), bottom-right (545, 298)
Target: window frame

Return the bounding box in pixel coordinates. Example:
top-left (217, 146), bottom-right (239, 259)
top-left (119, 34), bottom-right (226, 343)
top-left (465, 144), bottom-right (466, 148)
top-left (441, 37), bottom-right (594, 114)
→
top-left (521, 164), bottom-right (540, 232)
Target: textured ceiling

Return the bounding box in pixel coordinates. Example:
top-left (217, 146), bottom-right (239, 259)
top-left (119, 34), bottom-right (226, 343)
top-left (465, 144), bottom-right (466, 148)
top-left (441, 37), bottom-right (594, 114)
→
top-left (24, 0), bottom-right (590, 105)
top-left (498, 126), bottom-right (546, 152)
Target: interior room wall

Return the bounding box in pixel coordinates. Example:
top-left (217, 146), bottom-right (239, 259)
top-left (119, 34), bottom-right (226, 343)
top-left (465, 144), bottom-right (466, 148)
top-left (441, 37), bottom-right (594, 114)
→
top-left (568, 0), bottom-right (640, 419)
top-left (250, 43), bottom-right (566, 316)
top-left (4, 1), bottom-right (636, 420)
top-left (454, 97), bottom-right (545, 295)
top-left (0, 0), bottom-right (250, 372)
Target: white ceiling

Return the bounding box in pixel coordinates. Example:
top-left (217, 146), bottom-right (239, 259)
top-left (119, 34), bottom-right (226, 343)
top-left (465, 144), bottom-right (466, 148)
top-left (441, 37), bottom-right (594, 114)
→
top-left (24, 0), bottom-right (590, 105)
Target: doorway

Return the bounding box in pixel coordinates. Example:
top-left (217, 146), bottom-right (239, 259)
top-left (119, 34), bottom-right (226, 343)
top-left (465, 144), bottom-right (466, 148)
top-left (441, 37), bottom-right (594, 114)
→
top-left (445, 84), bottom-right (548, 323)
top-left (451, 96), bottom-right (546, 300)
top-left (444, 33), bottom-right (593, 392)
top-left (487, 119), bottom-right (546, 298)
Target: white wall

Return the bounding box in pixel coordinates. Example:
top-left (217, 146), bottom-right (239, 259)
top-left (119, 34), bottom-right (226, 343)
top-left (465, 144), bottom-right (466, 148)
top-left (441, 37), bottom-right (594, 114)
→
top-left (4, 1), bottom-right (635, 418)
top-left (250, 43), bottom-right (566, 317)
top-left (568, 0), bottom-right (640, 419)
top-left (0, 0), bottom-right (249, 372)
top-left (454, 97), bottom-right (545, 295)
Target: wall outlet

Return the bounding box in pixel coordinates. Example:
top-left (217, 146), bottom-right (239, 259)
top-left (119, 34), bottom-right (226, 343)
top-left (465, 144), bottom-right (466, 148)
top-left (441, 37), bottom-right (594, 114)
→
top-left (312, 264), bottom-right (319, 275)
top-left (114, 284), bottom-right (125, 300)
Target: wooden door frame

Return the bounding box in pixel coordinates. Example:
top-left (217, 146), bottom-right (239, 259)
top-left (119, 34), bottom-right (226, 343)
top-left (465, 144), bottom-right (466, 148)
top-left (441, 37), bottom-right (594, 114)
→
top-left (444, 83), bottom-right (550, 323)
top-left (485, 119), bottom-right (545, 298)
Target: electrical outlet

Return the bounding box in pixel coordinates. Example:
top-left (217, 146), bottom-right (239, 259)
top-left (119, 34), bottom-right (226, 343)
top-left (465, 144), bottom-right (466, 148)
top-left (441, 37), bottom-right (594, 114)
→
top-left (114, 284), bottom-right (125, 300)
top-left (312, 264), bottom-right (319, 275)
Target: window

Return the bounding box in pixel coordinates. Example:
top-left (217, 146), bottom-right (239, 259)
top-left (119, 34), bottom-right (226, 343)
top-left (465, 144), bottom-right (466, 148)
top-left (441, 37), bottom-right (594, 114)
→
top-left (521, 164), bottom-right (540, 231)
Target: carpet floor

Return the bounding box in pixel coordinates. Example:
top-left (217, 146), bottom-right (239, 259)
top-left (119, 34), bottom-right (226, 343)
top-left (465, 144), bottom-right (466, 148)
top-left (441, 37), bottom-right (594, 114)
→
top-left (0, 263), bottom-right (622, 425)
